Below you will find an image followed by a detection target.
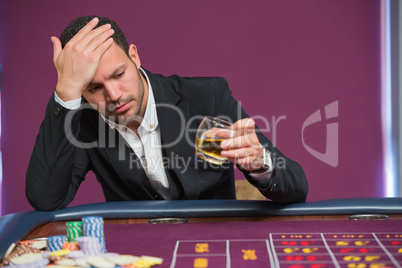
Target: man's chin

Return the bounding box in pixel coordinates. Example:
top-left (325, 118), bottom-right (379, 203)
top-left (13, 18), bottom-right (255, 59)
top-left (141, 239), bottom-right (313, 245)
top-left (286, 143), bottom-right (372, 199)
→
top-left (106, 113), bottom-right (142, 125)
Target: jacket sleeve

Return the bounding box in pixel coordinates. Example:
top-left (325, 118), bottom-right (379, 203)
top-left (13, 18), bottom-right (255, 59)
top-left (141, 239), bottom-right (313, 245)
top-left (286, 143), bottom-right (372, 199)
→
top-left (26, 93), bottom-right (91, 211)
top-left (214, 78), bottom-right (309, 203)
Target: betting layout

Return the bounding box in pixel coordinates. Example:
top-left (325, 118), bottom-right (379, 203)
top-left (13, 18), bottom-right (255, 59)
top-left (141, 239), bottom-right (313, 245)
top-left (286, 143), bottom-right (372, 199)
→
top-left (170, 232), bottom-right (402, 268)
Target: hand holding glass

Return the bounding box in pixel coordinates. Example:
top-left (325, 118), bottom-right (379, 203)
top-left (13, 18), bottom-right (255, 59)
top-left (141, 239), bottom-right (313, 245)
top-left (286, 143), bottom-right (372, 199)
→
top-left (195, 116), bottom-right (234, 165)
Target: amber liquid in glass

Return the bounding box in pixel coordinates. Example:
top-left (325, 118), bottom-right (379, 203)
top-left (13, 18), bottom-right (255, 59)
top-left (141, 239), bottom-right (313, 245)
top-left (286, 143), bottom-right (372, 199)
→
top-left (195, 137), bottom-right (227, 165)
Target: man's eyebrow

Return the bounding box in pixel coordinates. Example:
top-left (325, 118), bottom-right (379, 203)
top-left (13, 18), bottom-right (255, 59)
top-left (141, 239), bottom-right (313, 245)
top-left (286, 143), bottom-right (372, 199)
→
top-left (87, 64), bottom-right (126, 88)
top-left (109, 64), bottom-right (126, 79)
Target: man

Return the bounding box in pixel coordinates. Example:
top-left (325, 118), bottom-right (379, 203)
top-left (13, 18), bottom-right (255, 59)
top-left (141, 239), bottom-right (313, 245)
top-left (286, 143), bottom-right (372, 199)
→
top-left (26, 16), bottom-right (308, 211)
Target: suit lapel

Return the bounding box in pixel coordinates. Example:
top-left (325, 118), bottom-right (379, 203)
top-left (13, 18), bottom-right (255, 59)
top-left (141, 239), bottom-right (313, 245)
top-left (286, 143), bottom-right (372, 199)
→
top-left (146, 70), bottom-right (201, 199)
top-left (84, 108), bottom-right (158, 200)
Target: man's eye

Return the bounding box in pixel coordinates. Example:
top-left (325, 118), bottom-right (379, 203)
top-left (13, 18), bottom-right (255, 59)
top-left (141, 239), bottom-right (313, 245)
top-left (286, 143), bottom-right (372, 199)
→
top-left (116, 72), bottom-right (125, 78)
top-left (88, 86), bottom-right (100, 92)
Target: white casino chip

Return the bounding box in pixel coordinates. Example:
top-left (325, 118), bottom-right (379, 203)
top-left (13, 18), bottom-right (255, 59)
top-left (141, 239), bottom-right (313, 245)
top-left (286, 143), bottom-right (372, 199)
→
top-left (86, 256), bottom-right (115, 268)
top-left (75, 258), bottom-right (90, 267)
top-left (56, 258), bottom-right (78, 266)
top-left (10, 252), bottom-right (44, 265)
top-left (106, 255), bottom-right (140, 265)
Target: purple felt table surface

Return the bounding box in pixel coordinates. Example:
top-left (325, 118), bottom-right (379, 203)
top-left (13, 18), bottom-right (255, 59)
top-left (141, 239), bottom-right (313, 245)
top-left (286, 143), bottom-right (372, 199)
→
top-left (104, 219), bottom-right (402, 268)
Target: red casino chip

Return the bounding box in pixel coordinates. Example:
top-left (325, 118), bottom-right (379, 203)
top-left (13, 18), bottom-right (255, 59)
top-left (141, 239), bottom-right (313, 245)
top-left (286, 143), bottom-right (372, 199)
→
top-left (62, 242), bottom-right (79, 251)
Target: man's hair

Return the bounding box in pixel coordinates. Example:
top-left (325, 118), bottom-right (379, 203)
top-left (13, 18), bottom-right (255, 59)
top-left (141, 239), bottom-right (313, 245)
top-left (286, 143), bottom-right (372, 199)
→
top-left (60, 15), bottom-right (129, 56)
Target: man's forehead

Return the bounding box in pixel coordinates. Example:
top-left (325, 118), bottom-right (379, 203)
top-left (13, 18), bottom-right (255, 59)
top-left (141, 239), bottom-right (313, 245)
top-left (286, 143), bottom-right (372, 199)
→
top-left (100, 42), bottom-right (128, 62)
top-left (93, 44), bottom-right (129, 79)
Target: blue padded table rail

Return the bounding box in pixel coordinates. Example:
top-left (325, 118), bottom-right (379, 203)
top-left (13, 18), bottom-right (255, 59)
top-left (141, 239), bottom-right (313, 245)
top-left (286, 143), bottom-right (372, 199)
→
top-left (1, 198), bottom-right (402, 260)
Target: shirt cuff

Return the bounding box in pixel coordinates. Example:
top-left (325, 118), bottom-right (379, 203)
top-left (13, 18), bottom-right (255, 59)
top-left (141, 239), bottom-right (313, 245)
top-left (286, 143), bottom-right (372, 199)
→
top-left (248, 151), bottom-right (274, 186)
top-left (54, 91), bottom-right (82, 110)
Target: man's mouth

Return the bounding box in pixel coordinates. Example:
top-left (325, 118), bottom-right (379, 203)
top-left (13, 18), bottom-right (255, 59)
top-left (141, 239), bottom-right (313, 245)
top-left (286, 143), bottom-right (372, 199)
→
top-left (112, 102), bottom-right (130, 114)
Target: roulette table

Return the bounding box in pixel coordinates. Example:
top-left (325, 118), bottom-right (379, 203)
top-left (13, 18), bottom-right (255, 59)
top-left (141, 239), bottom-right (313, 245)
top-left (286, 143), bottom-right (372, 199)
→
top-left (0, 198), bottom-right (402, 267)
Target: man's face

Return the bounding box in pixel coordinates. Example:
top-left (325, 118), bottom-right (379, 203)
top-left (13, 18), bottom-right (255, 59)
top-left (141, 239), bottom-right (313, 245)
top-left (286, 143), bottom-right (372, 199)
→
top-left (82, 42), bottom-right (146, 126)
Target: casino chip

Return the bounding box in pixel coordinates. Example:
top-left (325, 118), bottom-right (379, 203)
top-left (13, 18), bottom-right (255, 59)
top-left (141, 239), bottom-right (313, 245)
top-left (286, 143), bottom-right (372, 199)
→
top-left (48, 249), bottom-right (70, 257)
top-left (75, 257), bottom-right (91, 267)
top-left (0, 240), bottom-right (42, 266)
top-left (62, 242), bottom-right (79, 251)
top-left (19, 239), bottom-right (47, 250)
top-left (86, 256), bottom-right (115, 268)
top-left (9, 252), bottom-right (44, 265)
top-left (141, 256), bottom-right (163, 265)
top-left (11, 258), bottom-right (49, 268)
top-left (82, 216), bottom-right (106, 253)
top-left (55, 258), bottom-right (78, 266)
top-left (1, 216), bottom-right (164, 268)
top-left (77, 236), bottom-right (103, 256)
top-left (65, 250), bottom-right (87, 259)
top-left (46, 235), bottom-right (67, 252)
top-left (66, 221), bottom-right (83, 242)
top-left (105, 255), bottom-right (141, 266)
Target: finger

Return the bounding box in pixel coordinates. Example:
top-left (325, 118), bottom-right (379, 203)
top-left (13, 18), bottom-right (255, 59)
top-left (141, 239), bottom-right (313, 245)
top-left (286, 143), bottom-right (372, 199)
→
top-left (231, 156), bottom-right (258, 168)
top-left (70, 17), bottom-right (100, 44)
top-left (79, 23), bottom-right (112, 48)
top-left (231, 118), bottom-right (256, 139)
top-left (224, 149), bottom-right (264, 171)
top-left (221, 133), bottom-right (260, 149)
top-left (221, 136), bottom-right (243, 149)
top-left (93, 37), bottom-right (114, 58)
top-left (51, 36), bottom-right (62, 65)
top-left (205, 127), bottom-right (233, 139)
top-left (221, 147), bottom-right (259, 159)
top-left (87, 28), bottom-right (114, 53)
top-left (68, 18), bottom-right (112, 54)
top-left (232, 118), bottom-right (255, 131)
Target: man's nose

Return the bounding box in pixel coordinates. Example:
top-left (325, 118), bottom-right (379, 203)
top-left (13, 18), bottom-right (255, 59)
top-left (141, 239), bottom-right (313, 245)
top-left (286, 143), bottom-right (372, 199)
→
top-left (104, 84), bottom-right (121, 102)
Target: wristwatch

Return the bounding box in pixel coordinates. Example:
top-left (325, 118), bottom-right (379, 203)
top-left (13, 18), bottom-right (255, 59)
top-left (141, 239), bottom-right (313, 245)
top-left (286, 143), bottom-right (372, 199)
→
top-left (252, 147), bottom-right (270, 174)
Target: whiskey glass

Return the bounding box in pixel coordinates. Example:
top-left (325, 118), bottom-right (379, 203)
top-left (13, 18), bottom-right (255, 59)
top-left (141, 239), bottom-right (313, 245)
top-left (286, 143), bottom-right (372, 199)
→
top-left (195, 116), bottom-right (233, 165)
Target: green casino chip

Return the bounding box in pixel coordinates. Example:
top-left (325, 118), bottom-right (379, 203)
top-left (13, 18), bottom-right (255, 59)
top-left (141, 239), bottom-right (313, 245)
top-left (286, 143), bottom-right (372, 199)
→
top-left (66, 222), bottom-right (83, 242)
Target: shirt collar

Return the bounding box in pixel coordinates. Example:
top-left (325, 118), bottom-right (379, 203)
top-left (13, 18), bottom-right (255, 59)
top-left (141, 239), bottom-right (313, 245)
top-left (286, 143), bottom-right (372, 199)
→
top-left (102, 68), bottom-right (159, 133)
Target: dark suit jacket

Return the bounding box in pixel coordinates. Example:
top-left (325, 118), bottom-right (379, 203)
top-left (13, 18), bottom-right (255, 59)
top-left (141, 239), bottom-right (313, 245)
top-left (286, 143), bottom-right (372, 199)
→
top-left (26, 69), bottom-right (308, 211)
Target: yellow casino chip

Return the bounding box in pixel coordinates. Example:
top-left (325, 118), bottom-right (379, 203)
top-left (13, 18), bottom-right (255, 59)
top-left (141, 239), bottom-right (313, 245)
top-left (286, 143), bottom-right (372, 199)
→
top-left (49, 249), bottom-right (71, 257)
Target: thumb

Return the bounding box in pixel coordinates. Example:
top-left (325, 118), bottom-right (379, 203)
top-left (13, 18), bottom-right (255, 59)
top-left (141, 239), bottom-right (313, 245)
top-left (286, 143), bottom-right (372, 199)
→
top-left (50, 36), bottom-right (62, 65)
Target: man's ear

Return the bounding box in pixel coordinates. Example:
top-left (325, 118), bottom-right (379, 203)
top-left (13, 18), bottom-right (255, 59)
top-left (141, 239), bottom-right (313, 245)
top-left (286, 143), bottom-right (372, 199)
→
top-left (129, 44), bottom-right (141, 69)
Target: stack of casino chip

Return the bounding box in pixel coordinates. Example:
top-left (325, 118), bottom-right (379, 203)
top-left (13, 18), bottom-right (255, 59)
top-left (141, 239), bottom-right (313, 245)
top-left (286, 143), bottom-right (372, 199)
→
top-left (77, 236), bottom-right (102, 256)
top-left (66, 221), bottom-right (83, 242)
top-left (82, 216), bottom-right (106, 253)
top-left (46, 235), bottom-right (67, 252)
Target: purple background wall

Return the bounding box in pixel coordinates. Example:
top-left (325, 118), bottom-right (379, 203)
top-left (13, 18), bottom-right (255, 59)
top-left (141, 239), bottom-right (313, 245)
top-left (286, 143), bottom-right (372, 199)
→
top-left (0, 0), bottom-right (383, 215)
